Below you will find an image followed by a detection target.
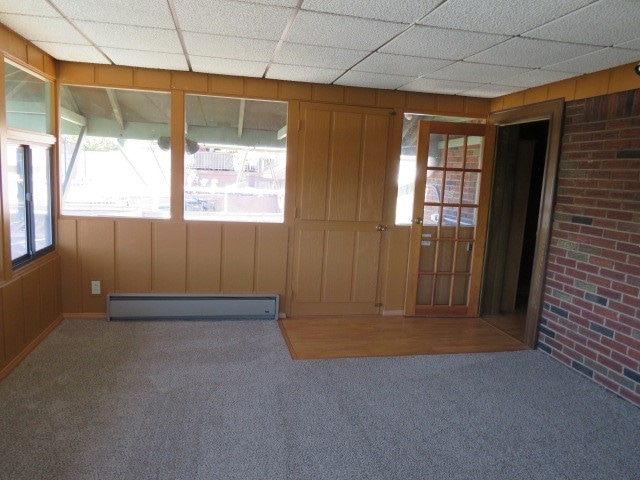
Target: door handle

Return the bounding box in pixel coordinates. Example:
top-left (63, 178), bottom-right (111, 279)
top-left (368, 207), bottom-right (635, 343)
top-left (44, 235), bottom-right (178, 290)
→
top-left (413, 217), bottom-right (423, 225)
top-left (376, 224), bottom-right (388, 232)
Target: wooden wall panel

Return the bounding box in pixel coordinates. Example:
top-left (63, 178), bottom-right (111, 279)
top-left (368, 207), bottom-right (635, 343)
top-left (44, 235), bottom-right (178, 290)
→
top-left (2, 280), bottom-right (25, 360)
top-left (345, 86), bottom-right (376, 106)
top-left (353, 232), bottom-right (381, 303)
top-left (359, 114), bottom-right (389, 222)
top-left (221, 224), bottom-right (255, 292)
top-left (294, 230), bottom-right (324, 302)
top-left (22, 270), bottom-right (41, 344)
top-left (95, 65), bottom-right (133, 87)
top-left (115, 221), bottom-right (152, 292)
top-left (186, 222), bottom-right (222, 293)
top-left (327, 112), bottom-right (362, 221)
top-left (152, 222), bottom-right (187, 292)
top-left (209, 75), bottom-right (244, 96)
top-left (245, 78), bottom-right (278, 99)
top-left (78, 219), bottom-right (115, 312)
top-left (133, 68), bottom-right (171, 90)
top-left (39, 259), bottom-right (57, 332)
top-left (299, 108), bottom-right (331, 220)
top-left (322, 231), bottom-right (355, 302)
top-left (58, 218), bottom-right (79, 313)
top-left (381, 227), bottom-right (411, 312)
top-left (255, 224), bottom-right (288, 296)
top-left (0, 294), bottom-right (4, 369)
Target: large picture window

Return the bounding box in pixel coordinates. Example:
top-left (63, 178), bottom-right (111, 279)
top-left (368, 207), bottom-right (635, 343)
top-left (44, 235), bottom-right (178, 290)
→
top-left (184, 95), bottom-right (287, 223)
top-left (59, 85), bottom-right (171, 218)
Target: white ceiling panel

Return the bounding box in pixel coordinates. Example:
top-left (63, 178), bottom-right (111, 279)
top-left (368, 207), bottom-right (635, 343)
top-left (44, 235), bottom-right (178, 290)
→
top-left (524, 0), bottom-right (640, 46)
top-left (0, 0), bottom-right (60, 17)
top-left (301, 0), bottom-right (442, 24)
top-left (381, 26), bottom-right (508, 60)
top-left (0, 14), bottom-right (90, 44)
top-left (175, 0), bottom-right (292, 40)
top-left (543, 47), bottom-right (640, 74)
top-left (467, 37), bottom-right (601, 68)
top-left (234, 0), bottom-right (300, 6)
top-left (419, 0), bottom-right (594, 35)
top-left (103, 48), bottom-right (189, 71)
top-left (426, 62), bottom-right (531, 84)
top-left (286, 11), bottom-right (405, 50)
top-left (353, 53), bottom-right (453, 77)
top-left (52, 0), bottom-right (175, 29)
top-left (274, 42), bottom-right (369, 70)
top-left (495, 69), bottom-right (578, 88)
top-left (460, 84), bottom-right (523, 98)
top-left (190, 56), bottom-right (268, 77)
top-left (266, 64), bottom-right (343, 83)
top-left (400, 78), bottom-right (483, 95)
top-left (616, 38), bottom-right (640, 50)
top-left (334, 71), bottom-right (415, 89)
top-left (33, 41), bottom-right (110, 64)
top-left (183, 32), bottom-right (277, 62)
top-left (76, 21), bottom-right (182, 53)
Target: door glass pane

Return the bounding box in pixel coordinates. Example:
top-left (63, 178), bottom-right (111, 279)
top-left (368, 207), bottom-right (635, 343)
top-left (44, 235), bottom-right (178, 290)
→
top-left (462, 172), bottom-right (480, 205)
top-left (416, 275), bottom-right (434, 305)
top-left (419, 241), bottom-right (436, 272)
top-left (437, 241), bottom-right (455, 272)
top-left (443, 170), bottom-right (462, 204)
top-left (460, 207), bottom-right (477, 227)
top-left (425, 169), bottom-right (443, 202)
top-left (423, 205), bottom-right (440, 226)
top-left (428, 133), bottom-right (446, 169)
top-left (452, 276), bottom-right (470, 305)
top-left (31, 146), bottom-right (53, 251)
top-left (466, 136), bottom-right (483, 169)
top-left (441, 206), bottom-right (458, 226)
top-left (446, 135), bottom-right (464, 168)
top-left (434, 275), bottom-right (451, 305)
top-left (455, 242), bottom-right (473, 273)
top-left (8, 145), bottom-right (28, 260)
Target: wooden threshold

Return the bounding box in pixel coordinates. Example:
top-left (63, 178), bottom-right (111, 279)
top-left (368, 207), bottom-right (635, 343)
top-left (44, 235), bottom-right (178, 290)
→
top-left (278, 315), bottom-right (528, 360)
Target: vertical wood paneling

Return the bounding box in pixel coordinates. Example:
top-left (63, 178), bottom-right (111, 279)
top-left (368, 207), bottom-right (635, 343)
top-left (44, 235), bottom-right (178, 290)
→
top-left (187, 222), bottom-right (222, 293)
top-left (328, 112), bottom-right (362, 221)
top-left (115, 220), bottom-right (152, 292)
top-left (0, 293), bottom-right (4, 369)
top-left (78, 220), bottom-right (115, 312)
top-left (22, 270), bottom-right (41, 344)
top-left (152, 222), bottom-right (187, 292)
top-left (381, 227), bottom-right (411, 311)
top-left (299, 108), bottom-right (331, 220)
top-left (256, 225), bottom-right (288, 296)
top-left (222, 224), bottom-right (255, 292)
top-left (39, 259), bottom-right (56, 332)
top-left (353, 232), bottom-right (381, 303)
top-left (359, 114), bottom-right (389, 221)
top-left (58, 218), bottom-right (80, 313)
top-left (322, 231), bottom-right (355, 302)
top-left (294, 230), bottom-right (324, 302)
top-left (2, 280), bottom-right (25, 360)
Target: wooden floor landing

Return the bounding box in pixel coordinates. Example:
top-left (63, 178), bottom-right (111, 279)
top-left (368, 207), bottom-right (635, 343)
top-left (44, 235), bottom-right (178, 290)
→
top-left (279, 315), bottom-right (527, 360)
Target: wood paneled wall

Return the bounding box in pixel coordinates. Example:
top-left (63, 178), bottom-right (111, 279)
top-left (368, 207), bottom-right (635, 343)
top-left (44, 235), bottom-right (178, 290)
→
top-left (59, 218), bottom-right (289, 314)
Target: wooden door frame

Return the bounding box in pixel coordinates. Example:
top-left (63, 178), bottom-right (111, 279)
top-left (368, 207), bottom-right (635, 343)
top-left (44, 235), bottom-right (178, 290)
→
top-left (488, 99), bottom-right (564, 348)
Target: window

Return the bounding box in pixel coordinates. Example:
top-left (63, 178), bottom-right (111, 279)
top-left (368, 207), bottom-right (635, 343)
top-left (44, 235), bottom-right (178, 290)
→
top-left (59, 85), bottom-right (171, 218)
top-left (184, 95), bottom-right (287, 223)
top-left (7, 143), bottom-right (54, 266)
top-left (5, 61), bottom-right (51, 134)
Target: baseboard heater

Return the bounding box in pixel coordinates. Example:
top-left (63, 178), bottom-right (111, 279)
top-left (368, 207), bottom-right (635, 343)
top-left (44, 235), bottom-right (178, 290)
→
top-left (107, 293), bottom-right (279, 321)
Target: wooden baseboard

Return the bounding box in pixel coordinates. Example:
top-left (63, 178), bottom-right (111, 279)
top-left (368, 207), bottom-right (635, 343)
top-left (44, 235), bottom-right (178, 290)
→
top-left (0, 314), bottom-right (65, 382)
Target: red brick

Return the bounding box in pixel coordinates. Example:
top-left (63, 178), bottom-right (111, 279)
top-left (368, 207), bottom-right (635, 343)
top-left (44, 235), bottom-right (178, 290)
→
top-left (615, 333), bottom-right (640, 351)
top-left (587, 339), bottom-right (613, 356)
top-left (611, 351), bottom-right (639, 371)
top-left (618, 314), bottom-right (640, 330)
top-left (601, 336), bottom-right (630, 354)
top-left (604, 319), bottom-right (633, 336)
top-left (619, 387), bottom-right (640, 407)
top-left (597, 353), bottom-right (624, 372)
top-left (551, 350), bottom-right (572, 366)
top-left (574, 343), bottom-right (598, 361)
top-left (594, 373), bottom-right (621, 393)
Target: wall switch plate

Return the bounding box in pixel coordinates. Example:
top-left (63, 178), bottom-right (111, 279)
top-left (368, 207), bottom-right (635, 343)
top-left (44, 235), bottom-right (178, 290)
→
top-left (91, 280), bottom-right (101, 295)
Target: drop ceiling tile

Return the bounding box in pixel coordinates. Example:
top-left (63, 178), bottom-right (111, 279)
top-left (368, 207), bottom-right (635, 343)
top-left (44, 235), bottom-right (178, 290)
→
top-left (183, 32), bottom-right (277, 62)
top-left (175, 0), bottom-right (292, 40)
top-left (616, 38), bottom-right (640, 50)
top-left (33, 41), bottom-right (110, 64)
top-left (190, 56), bottom-right (268, 77)
top-left (426, 61), bottom-right (531, 83)
top-left (286, 11), bottom-right (406, 50)
top-left (234, 0), bottom-right (299, 5)
top-left (419, 0), bottom-right (594, 35)
top-left (301, 0), bottom-right (442, 23)
top-left (52, 0), bottom-right (174, 28)
top-left (524, 1), bottom-right (640, 46)
top-left (266, 64), bottom-right (343, 83)
top-left (274, 42), bottom-right (369, 69)
top-left (467, 37), bottom-right (600, 68)
top-left (495, 69), bottom-right (577, 88)
top-left (400, 78), bottom-right (483, 95)
top-left (542, 47), bottom-right (640, 74)
top-left (334, 71), bottom-right (415, 89)
top-left (380, 26), bottom-right (508, 60)
top-left (0, 14), bottom-right (90, 44)
top-left (0, 0), bottom-right (60, 17)
top-left (76, 21), bottom-right (182, 53)
top-left (353, 53), bottom-right (453, 77)
top-left (460, 84), bottom-right (523, 98)
top-left (103, 48), bottom-right (189, 71)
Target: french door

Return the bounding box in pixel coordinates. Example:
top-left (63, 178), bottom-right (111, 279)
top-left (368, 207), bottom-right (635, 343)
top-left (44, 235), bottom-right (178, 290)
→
top-left (405, 121), bottom-right (495, 316)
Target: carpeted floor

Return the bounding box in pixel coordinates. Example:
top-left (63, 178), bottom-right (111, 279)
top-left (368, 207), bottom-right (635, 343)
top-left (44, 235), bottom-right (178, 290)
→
top-left (0, 319), bottom-right (638, 480)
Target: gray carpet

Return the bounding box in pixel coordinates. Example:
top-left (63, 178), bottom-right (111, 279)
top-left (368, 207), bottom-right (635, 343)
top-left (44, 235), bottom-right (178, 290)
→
top-left (0, 320), bottom-right (638, 480)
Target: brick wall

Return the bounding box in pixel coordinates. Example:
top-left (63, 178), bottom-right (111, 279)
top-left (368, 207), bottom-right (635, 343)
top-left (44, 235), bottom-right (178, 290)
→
top-left (539, 90), bottom-right (640, 407)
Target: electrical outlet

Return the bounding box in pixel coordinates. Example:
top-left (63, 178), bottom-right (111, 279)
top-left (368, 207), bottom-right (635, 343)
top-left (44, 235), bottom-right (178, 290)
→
top-left (91, 280), bottom-right (101, 295)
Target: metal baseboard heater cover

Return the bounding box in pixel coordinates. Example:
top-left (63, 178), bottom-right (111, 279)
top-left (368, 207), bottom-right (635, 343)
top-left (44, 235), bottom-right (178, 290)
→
top-left (107, 294), bottom-right (279, 321)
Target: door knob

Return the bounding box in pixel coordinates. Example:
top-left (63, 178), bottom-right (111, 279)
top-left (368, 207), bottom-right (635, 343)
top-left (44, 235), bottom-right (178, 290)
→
top-left (376, 224), bottom-right (388, 231)
top-left (413, 217), bottom-right (423, 225)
